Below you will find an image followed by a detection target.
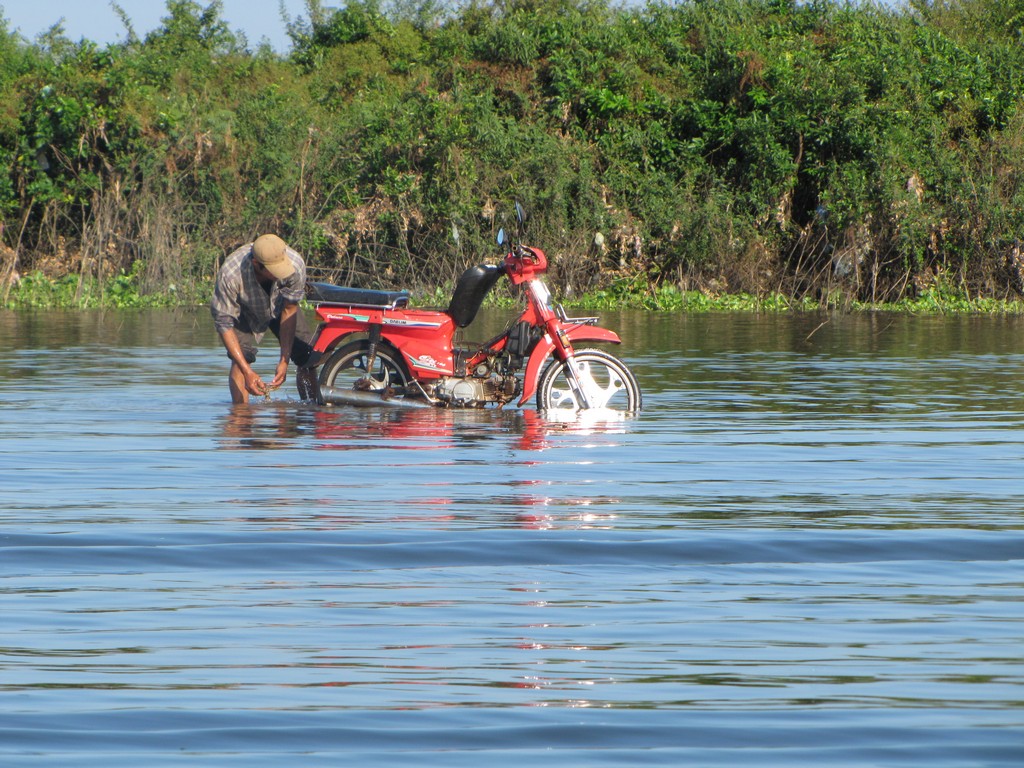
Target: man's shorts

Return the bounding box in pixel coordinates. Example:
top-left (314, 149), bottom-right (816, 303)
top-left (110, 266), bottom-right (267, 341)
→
top-left (233, 309), bottom-right (319, 368)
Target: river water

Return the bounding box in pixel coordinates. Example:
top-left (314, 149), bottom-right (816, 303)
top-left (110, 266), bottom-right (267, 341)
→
top-left (1, 308), bottom-right (1022, 766)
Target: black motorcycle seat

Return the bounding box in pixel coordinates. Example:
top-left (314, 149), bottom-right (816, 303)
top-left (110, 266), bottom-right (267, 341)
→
top-left (448, 264), bottom-right (503, 327)
top-left (307, 282), bottom-right (410, 309)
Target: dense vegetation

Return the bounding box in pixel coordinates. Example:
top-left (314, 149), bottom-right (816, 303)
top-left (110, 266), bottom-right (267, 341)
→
top-left (1, 0), bottom-right (1023, 310)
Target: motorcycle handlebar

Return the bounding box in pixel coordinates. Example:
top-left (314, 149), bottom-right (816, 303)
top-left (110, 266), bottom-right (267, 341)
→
top-left (502, 243), bottom-right (547, 279)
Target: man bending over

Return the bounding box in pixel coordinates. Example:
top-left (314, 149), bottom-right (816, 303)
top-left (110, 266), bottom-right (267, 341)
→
top-left (210, 234), bottom-right (318, 404)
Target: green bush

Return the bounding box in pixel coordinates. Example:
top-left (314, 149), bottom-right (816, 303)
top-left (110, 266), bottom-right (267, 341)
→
top-left (2, 0), bottom-right (1024, 309)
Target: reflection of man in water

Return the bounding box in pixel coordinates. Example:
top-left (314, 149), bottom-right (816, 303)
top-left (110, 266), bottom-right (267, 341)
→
top-left (210, 234), bottom-right (318, 404)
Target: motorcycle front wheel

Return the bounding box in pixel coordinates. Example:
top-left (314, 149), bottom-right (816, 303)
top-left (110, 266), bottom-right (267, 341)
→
top-left (317, 341), bottom-right (411, 401)
top-left (536, 348), bottom-right (642, 412)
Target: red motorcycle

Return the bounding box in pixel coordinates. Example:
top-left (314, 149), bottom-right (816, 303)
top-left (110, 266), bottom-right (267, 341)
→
top-left (306, 208), bottom-right (641, 412)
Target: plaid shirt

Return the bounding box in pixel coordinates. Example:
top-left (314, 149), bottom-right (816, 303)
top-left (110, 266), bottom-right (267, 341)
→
top-left (210, 243), bottom-right (306, 334)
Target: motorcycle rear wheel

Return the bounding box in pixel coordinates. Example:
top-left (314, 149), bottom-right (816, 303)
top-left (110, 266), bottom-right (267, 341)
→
top-left (317, 341), bottom-right (411, 403)
top-left (536, 348), bottom-right (642, 412)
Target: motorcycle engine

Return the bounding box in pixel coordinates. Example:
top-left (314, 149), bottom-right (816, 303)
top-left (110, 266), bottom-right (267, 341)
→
top-left (434, 363), bottom-right (520, 408)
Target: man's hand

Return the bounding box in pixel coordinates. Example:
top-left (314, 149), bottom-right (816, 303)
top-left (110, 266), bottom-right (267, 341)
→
top-left (244, 368), bottom-right (269, 396)
top-left (270, 357), bottom-right (289, 389)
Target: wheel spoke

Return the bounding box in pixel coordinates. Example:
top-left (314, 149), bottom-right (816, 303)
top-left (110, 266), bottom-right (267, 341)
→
top-left (574, 359), bottom-right (623, 408)
top-left (548, 384), bottom-right (579, 409)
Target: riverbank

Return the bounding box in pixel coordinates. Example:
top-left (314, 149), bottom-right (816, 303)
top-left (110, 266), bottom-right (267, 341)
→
top-left (5, 267), bottom-right (1024, 315)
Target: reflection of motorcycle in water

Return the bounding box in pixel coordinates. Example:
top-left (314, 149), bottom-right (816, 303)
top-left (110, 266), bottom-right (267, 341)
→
top-left (311, 406), bottom-right (628, 452)
top-left (307, 205), bottom-right (642, 413)
top-left (311, 407), bottom-right (632, 530)
top-left (312, 406), bottom-right (487, 450)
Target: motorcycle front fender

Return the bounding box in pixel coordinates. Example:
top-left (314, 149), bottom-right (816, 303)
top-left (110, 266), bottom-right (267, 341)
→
top-left (518, 325), bottom-right (622, 406)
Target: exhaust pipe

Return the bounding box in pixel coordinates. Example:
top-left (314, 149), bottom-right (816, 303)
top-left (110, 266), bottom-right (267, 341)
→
top-left (319, 384), bottom-right (432, 409)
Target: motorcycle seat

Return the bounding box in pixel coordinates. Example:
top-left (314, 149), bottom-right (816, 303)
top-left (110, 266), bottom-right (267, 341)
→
top-left (307, 282), bottom-right (410, 309)
top-left (448, 264), bottom-right (503, 327)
